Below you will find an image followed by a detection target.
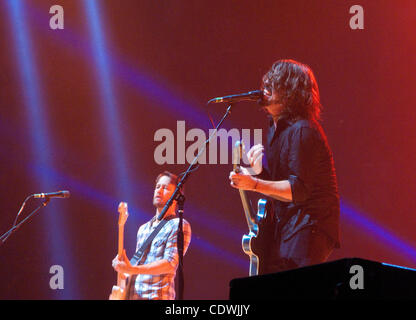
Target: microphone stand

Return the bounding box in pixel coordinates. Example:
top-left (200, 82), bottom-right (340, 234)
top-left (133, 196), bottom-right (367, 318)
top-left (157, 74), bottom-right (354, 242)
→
top-left (157, 103), bottom-right (233, 221)
top-left (157, 103), bottom-right (234, 300)
top-left (176, 193), bottom-right (185, 300)
top-left (0, 196), bottom-right (51, 246)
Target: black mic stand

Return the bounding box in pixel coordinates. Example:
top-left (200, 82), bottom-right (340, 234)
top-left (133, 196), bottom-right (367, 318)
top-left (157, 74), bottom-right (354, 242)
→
top-left (157, 103), bottom-right (233, 221)
top-left (157, 104), bottom-right (234, 300)
top-left (175, 193), bottom-right (185, 300)
top-left (1, 196), bottom-right (50, 246)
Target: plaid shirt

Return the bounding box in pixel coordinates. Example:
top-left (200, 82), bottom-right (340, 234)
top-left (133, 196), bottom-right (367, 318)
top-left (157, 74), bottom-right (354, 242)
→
top-left (131, 215), bottom-right (191, 300)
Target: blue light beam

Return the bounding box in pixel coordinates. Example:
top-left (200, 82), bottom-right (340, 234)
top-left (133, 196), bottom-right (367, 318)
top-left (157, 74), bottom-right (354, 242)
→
top-left (341, 201), bottom-right (416, 264)
top-left (83, 1), bottom-right (134, 201)
top-left (4, 0), bottom-right (76, 299)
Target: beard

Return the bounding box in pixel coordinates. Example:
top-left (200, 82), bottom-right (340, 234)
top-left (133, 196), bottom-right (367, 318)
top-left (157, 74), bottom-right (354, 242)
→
top-left (153, 196), bottom-right (165, 208)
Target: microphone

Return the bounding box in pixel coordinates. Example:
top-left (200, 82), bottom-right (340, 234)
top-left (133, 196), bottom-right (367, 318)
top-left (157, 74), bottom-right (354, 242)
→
top-left (33, 190), bottom-right (70, 199)
top-left (207, 90), bottom-right (263, 104)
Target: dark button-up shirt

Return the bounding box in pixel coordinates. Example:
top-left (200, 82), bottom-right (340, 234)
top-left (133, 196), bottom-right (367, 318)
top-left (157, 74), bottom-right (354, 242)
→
top-left (259, 117), bottom-right (340, 247)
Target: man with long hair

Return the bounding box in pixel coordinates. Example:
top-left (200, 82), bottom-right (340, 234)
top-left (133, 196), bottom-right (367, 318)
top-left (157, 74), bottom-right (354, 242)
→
top-left (229, 59), bottom-right (340, 273)
top-left (112, 171), bottom-right (191, 299)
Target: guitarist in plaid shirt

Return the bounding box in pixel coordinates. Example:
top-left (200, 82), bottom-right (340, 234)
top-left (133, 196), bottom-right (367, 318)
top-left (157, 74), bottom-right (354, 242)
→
top-left (112, 171), bottom-right (192, 300)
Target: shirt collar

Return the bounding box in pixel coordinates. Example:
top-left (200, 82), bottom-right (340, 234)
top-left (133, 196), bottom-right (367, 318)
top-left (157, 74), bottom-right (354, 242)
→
top-left (268, 116), bottom-right (292, 146)
top-left (150, 212), bottom-right (176, 226)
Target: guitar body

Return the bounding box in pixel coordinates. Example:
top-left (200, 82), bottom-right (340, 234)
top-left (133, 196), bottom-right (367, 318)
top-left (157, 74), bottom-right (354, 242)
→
top-left (109, 281), bottom-right (127, 300)
top-left (109, 202), bottom-right (129, 300)
top-left (242, 198), bottom-right (275, 275)
top-left (233, 141), bottom-right (274, 276)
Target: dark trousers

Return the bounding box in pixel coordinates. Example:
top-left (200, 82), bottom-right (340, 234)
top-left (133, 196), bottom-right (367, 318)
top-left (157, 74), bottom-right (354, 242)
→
top-left (265, 227), bottom-right (335, 273)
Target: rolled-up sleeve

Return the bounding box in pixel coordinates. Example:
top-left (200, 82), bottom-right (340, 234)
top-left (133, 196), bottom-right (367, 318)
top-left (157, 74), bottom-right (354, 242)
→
top-left (288, 126), bottom-right (320, 203)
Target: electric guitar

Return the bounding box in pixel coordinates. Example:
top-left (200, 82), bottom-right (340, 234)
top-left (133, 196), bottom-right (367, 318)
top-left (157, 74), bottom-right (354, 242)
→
top-left (233, 141), bottom-right (271, 276)
top-left (109, 202), bottom-right (129, 300)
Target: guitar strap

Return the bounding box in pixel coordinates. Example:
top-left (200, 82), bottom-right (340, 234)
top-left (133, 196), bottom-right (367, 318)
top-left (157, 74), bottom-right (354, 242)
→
top-left (125, 216), bottom-right (172, 299)
top-left (131, 217), bottom-right (171, 265)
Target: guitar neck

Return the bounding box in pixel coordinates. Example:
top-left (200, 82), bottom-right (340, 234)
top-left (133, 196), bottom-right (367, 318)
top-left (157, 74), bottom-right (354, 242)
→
top-left (234, 163), bottom-right (256, 232)
top-left (117, 225), bottom-right (125, 286)
top-left (238, 188), bottom-right (256, 232)
top-left (118, 225), bottom-right (125, 255)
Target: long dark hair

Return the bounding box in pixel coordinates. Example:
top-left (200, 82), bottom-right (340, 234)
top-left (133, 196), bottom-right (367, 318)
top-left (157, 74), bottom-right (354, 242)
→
top-left (261, 59), bottom-right (322, 121)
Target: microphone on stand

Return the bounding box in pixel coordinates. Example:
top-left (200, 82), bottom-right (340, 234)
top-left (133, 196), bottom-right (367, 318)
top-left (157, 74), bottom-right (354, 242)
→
top-left (1, 190), bottom-right (71, 245)
top-left (207, 90), bottom-right (263, 104)
top-left (33, 190), bottom-right (70, 199)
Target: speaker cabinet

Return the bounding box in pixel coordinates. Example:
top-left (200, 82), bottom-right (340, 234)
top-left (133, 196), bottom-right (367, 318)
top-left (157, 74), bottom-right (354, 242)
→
top-left (229, 258), bottom-right (416, 299)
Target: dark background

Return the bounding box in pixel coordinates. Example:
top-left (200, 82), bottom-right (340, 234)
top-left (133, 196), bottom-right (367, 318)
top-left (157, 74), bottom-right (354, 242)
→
top-left (1, 0), bottom-right (415, 299)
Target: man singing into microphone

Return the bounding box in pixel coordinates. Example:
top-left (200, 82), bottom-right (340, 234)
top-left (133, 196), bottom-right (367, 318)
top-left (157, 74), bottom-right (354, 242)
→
top-left (229, 59), bottom-right (340, 273)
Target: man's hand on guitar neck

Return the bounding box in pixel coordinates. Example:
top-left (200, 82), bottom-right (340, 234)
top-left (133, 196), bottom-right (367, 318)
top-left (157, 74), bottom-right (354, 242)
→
top-left (112, 250), bottom-right (133, 276)
top-left (230, 142), bottom-right (292, 202)
top-left (229, 170), bottom-right (258, 191)
top-left (229, 171), bottom-right (292, 202)
top-left (229, 170), bottom-right (293, 203)
top-left (230, 142), bottom-right (262, 192)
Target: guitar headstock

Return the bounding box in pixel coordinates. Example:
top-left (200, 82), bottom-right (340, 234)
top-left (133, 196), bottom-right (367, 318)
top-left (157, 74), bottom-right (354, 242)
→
top-left (117, 202), bottom-right (129, 227)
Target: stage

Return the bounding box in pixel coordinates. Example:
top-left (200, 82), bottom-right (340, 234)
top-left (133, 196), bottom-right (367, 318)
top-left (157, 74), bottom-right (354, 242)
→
top-left (1, 0), bottom-right (416, 302)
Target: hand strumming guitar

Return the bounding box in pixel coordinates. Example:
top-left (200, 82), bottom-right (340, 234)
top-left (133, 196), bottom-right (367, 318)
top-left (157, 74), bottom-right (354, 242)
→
top-left (112, 250), bottom-right (133, 276)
